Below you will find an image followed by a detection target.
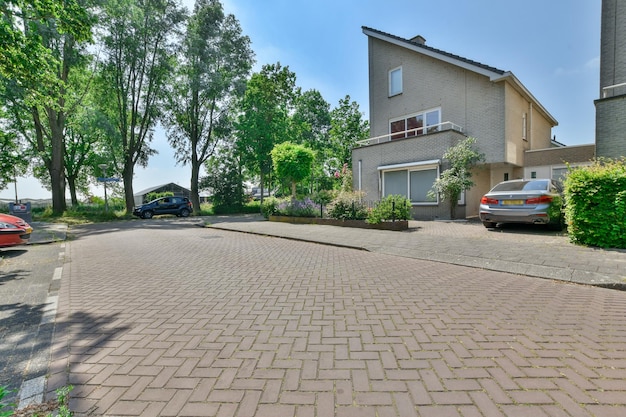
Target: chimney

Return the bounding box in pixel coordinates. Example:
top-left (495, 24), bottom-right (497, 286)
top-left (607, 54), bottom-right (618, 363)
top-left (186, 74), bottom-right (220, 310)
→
top-left (410, 35), bottom-right (426, 45)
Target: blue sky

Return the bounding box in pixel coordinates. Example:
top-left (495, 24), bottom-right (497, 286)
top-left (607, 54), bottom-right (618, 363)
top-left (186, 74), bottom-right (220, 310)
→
top-left (1, 0), bottom-right (602, 200)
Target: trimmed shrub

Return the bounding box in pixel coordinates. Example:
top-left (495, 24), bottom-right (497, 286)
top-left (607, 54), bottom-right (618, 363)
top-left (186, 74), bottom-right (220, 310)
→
top-left (564, 159), bottom-right (626, 248)
top-left (260, 197), bottom-right (279, 219)
top-left (366, 195), bottom-right (411, 224)
top-left (326, 192), bottom-right (368, 220)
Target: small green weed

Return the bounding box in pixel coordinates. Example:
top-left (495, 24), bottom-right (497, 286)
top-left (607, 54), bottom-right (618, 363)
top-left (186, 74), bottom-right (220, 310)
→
top-left (0, 386), bottom-right (16, 417)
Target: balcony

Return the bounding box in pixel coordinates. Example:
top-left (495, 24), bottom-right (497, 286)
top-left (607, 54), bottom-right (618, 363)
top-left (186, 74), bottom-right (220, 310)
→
top-left (356, 121), bottom-right (464, 147)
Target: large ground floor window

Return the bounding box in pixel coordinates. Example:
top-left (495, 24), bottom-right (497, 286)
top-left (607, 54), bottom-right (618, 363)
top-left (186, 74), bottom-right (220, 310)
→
top-left (379, 160), bottom-right (439, 204)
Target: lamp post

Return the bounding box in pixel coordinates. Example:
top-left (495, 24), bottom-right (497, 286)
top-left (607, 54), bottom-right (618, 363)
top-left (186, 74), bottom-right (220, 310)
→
top-left (99, 163), bottom-right (109, 212)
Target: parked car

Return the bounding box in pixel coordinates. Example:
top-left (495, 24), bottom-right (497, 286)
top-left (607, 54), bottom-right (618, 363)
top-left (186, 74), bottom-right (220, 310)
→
top-left (479, 179), bottom-right (564, 229)
top-left (0, 213), bottom-right (33, 248)
top-left (132, 196), bottom-right (193, 219)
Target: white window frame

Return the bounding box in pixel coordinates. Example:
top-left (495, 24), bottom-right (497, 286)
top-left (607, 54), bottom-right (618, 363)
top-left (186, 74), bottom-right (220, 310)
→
top-left (389, 108), bottom-right (441, 139)
top-left (389, 66), bottom-right (402, 97)
top-left (378, 160), bottom-right (440, 205)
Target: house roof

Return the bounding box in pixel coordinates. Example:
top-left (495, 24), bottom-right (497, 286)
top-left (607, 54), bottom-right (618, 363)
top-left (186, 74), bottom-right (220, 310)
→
top-left (134, 182), bottom-right (190, 197)
top-left (362, 26), bottom-right (558, 126)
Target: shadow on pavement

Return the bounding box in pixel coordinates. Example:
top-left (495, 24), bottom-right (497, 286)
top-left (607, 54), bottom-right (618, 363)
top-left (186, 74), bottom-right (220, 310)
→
top-left (486, 222), bottom-right (568, 237)
top-left (0, 301), bottom-right (50, 401)
top-left (67, 214), bottom-right (264, 241)
top-left (0, 249), bottom-right (28, 259)
top-left (0, 269), bottom-right (28, 286)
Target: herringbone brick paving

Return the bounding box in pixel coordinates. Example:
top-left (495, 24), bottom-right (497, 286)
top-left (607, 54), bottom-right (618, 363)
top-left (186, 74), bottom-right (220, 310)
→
top-left (49, 222), bottom-right (626, 416)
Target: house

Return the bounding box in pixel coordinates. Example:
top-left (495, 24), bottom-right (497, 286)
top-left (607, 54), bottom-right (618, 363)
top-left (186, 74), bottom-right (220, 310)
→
top-left (595, 0), bottom-right (626, 158)
top-left (133, 183), bottom-right (191, 206)
top-left (353, 27), bottom-right (593, 220)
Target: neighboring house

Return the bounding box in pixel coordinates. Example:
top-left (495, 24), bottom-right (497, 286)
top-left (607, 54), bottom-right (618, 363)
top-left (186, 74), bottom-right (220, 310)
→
top-left (524, 144), bottom-right (596, 182)
top-left (134, 183), bottom-right (191, 206)
top-left (595, 0), bottom-right (626, 158)
top-left (353, 27), bottom-right (592, 220)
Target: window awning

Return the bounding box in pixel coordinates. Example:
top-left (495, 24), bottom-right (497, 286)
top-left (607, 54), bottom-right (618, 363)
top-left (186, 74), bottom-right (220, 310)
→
top-left (377, 159), bottom-right (440, 171)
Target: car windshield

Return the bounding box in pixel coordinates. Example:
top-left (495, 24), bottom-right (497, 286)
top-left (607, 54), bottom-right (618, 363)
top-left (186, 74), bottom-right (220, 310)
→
top-left (491, 180), bottom-right (549, 192)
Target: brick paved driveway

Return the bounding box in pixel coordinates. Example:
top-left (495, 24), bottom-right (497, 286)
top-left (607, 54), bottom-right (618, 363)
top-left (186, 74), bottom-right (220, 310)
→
top-left (49, 221), bottom-right (626, 416)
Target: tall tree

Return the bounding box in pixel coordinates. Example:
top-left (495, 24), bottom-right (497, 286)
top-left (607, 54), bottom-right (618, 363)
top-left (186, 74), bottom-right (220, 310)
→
top-left (100, 0), bottom-right (187, 213)
top-left (63, 69), bottom-right (113, 205)
top-left (0, 0), bottom-right (92, 93)
top-left (292, 89), bottom-right (331, 152)
top-left (271, 141), bottom-right (315, 198)
top-left (329, 95), bottom-right (369, 168)
top-left (163, 0), bottom-right (253, 214)
top-left (291, 89), bottom-right (331, 192)
top-left (236, 63), bottom-right (296, 203)
top-left (0, 0), bottom-right (94, 213)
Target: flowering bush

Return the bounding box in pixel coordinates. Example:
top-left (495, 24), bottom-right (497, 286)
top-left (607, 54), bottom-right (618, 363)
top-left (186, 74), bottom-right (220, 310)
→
top-left (326, 191), bottom-right (368, 220)
top-left (263, 197), bottom-right (321, 218)
top-left (279, 198), bottom-right (320, 217)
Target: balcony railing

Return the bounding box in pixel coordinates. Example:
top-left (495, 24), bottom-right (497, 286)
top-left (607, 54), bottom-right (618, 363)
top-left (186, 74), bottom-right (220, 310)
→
top-left (602, 82), bottom-right (626, 98)
top-left (355, 121), bottom-right (464, 147)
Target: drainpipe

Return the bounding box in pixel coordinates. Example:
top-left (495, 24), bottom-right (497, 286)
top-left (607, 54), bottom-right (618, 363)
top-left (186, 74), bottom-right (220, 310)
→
top-left (529, 102), bottom-right (533, 147)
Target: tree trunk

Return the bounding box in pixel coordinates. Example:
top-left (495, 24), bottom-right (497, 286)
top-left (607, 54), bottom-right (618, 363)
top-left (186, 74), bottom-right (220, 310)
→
top-left (67, 176), bottom-right (78, 206)
top-left (259, 170), bottom-right (265, 206)
top-left (123, 158), bottom-right (135, 214)
top-left (190, 160), bottom-right (201, 215)
top-left (49, 110), bottom-right (66, 214)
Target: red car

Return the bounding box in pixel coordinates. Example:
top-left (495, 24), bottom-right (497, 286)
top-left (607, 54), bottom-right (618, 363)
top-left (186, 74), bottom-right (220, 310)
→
top-left (0, 213), bottom-right (33, 248)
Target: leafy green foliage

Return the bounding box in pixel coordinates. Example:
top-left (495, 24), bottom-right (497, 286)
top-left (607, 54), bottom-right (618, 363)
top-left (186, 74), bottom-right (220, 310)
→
top-left (271, 142), bottom-right (315, 197)
top-left (100, 0), bottom-right (187, 213)
top-left (0, 385), bottom-right (16, 417)
top-left (163, 0), bottom-right (253, 213)
top-left (564, 158), bottom-right (626, 248)
top-left (0, 0), bottom-right (92, 95)
top-left (366, 195), bottom-right (411, 224)
top-left (260, 196), bottom-right (279, 218)
top-left (0, 129), bottom-right (27, 191)
top-left (326, 191), bottom-right (368, 220)
top-left (328, 95), bottom-right (369, 168)
top-left (429, 137), bottom-right (484, 219)
top-left (236, 63), bottom-right (297, 201)
top-left (202, 150), bottom-right (247, 214)
top-left (0, 384), bottom-right (73, 417)
top-left (55, 385), bottom-right (74, 417)
top-left (145, 191), bottom-right (175, 202)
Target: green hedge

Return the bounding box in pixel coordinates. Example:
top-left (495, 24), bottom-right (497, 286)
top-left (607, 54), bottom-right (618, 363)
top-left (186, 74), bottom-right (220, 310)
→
top-left (564, 159), bottom-right (626, 248)
top-left (366, 195), bottom-right (411, 224)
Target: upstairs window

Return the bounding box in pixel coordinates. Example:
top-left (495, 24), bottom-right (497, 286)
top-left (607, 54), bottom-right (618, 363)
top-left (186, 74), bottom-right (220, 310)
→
top-left (389, 67), bottom-right (402, 96)
top-left (390, 108), bottom-right (441, 139)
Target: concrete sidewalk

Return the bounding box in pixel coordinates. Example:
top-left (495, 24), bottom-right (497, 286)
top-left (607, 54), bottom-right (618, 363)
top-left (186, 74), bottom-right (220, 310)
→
top-left (208, 216), bottom-right (626, 290)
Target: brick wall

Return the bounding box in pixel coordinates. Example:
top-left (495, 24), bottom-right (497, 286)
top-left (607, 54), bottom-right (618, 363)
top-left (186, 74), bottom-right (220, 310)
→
top-left (596, 95), bottom-right (626, 158)
top-left (367, 38), bottom-right (507, 164)
top-left (525, 144), bottom-right (596, 166)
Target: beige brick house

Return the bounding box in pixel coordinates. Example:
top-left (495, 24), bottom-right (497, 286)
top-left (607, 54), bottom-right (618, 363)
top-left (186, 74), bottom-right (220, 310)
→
top-left (353, 27), bottom-right (592, 220)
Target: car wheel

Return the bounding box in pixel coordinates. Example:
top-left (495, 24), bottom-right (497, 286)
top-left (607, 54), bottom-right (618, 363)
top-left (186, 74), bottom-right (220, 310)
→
top-left (482, 221), bottom-right (497, 229)
top-left (142, 211), bottom-right (154, 219)
top-left (179, 208), bottom-right (190, 217)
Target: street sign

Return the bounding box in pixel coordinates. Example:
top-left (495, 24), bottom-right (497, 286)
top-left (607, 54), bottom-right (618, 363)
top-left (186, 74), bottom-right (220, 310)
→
top-left (97, 177), bottom-right (121, 183)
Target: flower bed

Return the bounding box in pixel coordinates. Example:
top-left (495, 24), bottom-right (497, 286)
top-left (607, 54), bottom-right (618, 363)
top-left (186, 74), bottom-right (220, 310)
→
top-left (269, 215), bottom-right (408, 231)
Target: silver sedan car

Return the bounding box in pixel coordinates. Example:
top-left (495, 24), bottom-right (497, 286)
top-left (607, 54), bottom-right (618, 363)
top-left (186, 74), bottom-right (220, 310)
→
top-left (479, 179), bottom-right (564, 229)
